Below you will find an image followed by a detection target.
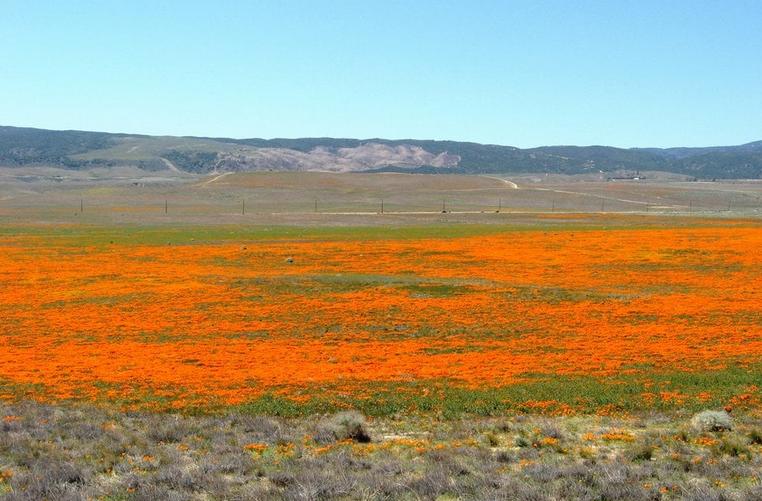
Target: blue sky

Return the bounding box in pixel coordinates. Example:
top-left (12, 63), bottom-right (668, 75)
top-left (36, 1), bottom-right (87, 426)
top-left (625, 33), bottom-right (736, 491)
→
top-left (1, 1), bottom-right (760, 147)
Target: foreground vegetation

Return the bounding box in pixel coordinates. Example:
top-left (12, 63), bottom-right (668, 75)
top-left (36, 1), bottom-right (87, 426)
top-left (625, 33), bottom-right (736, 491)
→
top-left (1, 402), bottom-right (761, 500)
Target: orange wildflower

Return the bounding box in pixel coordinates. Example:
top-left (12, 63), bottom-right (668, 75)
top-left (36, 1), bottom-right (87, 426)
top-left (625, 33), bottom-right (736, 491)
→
top-left (600, 431), bottom-right (635, 442)
top-left (1, 224), bottom-right (761, 410)
top-left (695, 436), bottom-right (719, 447)
top-left (244, 443), bottom-right (268, 454)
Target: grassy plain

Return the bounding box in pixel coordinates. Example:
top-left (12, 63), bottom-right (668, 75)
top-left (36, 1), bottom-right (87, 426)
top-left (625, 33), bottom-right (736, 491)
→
top-left (2, 171), bottom-right (762, 226)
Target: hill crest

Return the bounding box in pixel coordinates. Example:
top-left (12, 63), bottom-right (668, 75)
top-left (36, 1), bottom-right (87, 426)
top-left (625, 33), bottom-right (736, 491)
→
top-left (1, 125), bottom-right (760, 179)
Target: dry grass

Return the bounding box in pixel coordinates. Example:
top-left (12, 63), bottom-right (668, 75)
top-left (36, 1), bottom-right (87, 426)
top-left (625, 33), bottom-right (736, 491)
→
top-left (1, 402), bottom-right (762, 499)
top-left (2, 172), bottom-right (761, 226)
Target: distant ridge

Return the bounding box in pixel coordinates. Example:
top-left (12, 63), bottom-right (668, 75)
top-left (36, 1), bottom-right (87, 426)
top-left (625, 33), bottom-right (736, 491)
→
top-left (1, 125), bottom-right (761, 179)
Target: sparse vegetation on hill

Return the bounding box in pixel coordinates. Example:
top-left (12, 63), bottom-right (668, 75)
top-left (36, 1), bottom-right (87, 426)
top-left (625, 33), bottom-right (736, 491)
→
top-left (2, 125), bottom-right (762, 178)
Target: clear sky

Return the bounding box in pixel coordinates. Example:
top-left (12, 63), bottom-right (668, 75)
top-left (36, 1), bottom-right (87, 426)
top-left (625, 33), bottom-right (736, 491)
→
top-left (2, 1), bottom-right (761, 147)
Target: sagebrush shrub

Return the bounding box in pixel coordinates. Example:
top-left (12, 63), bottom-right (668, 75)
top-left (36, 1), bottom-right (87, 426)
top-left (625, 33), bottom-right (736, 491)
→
top-left (691, 410), bottom-right (733, 432)
top-left (315, 411), bottom-right (371, 444)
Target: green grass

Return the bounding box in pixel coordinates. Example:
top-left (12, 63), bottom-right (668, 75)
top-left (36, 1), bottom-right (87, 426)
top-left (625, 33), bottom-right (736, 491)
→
top-left (226, 364), bottom-right (762, 419)
top-left (12, 364), bottom-right (757, 418)
top-left (506, 285), bottom-right (633, 304)
top-left (0, 223), bottom-right (524, 246)
top-left (3, 216), bottom-right (760, 248)
top-left (228, 273), bottom-right (482, 299)
top-left (41, 292), bottom-right (154, 309)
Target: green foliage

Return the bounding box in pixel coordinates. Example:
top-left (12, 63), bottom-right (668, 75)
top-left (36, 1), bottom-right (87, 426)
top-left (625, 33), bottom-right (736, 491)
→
top-left (162, 149), bottom-right (218, 173)
top-left (224, 364), bottom-right (762, 419)
top-left (0, 125), bottom-right (115, 167)
top-left (715, 436), bottom-right (750, 457)
top-left (628, 442), bottom-right (656, 461)
top-left (749, 429), bottom-right (762, 445)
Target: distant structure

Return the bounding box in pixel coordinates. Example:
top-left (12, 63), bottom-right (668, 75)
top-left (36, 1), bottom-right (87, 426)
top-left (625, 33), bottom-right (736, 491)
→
top-left (607, 170), bottom-right (646, 181)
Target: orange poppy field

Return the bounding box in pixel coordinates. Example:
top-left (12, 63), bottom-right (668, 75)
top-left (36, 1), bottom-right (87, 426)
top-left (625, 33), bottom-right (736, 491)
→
top-left (1, 217), bottom-right (761, 416)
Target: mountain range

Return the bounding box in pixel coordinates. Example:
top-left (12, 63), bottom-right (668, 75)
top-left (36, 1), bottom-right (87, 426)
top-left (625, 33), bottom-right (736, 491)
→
top-left (2, 125), bottom-right (761, 179)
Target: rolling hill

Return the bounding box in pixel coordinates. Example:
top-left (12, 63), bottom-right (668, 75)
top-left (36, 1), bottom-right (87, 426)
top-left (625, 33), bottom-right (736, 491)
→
top-left (1, 125), bottom-right (761, 179)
